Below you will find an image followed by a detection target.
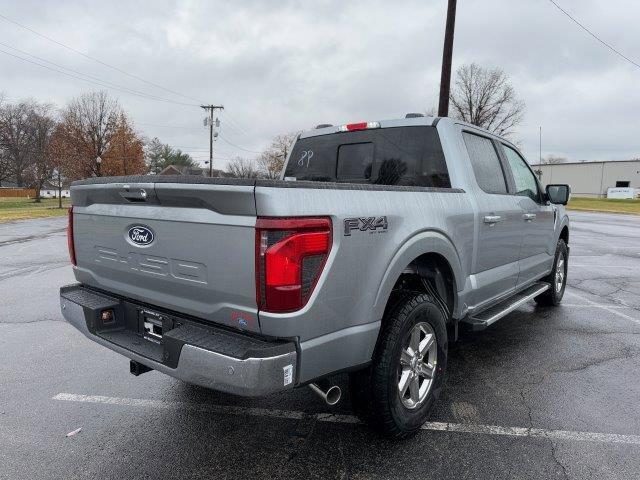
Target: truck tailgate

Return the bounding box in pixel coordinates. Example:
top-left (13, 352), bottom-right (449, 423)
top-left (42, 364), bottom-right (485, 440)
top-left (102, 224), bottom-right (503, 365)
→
top-left (70, 178), bottom-right (260, 332)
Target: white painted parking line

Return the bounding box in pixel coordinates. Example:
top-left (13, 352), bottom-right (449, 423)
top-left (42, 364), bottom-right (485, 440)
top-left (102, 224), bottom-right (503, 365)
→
top-left (571, 265), bottom-right (638, 268)
top-left (53, 393), bottom-right (640, 446)
top-left (565, 290), bottom-right (640, 325)
top-left (561, 304), bottom-right (626, 309)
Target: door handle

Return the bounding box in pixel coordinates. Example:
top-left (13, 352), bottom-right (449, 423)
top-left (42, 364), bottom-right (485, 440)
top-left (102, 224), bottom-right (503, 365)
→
top-left (523, 213), bottom-right (536, 221)
top-left (483, 215), bottom-right (502, 224)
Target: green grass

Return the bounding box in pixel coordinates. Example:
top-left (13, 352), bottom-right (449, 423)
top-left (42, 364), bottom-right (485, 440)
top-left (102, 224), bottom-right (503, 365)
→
top-left (0, 197), bottom-right (71, 223)
top-left (567, 196), bottom-right (640, 215)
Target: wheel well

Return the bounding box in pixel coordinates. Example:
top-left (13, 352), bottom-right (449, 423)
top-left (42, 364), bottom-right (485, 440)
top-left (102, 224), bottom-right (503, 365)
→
top-left (560, 226), bottom-right (569, 244)
top-left (387, 253), bottom-right (456, 322)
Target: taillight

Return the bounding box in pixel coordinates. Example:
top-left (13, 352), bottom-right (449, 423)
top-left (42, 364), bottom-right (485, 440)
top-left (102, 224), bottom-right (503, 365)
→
top-left (67, 206), bottom-right (76, 266)
top-left (256, 217), bottom-right (332, 313)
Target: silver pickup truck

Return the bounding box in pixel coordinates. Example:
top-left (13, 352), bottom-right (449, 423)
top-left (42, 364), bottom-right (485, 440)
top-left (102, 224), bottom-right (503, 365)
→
top-left (60, 115), bottom-right (570, 438)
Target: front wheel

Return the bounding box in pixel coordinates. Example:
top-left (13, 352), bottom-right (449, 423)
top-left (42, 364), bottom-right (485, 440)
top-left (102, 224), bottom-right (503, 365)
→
top-left (349, 293), bottom-right (448, 439)
top-left (535, 239), bottom-right (568, 306)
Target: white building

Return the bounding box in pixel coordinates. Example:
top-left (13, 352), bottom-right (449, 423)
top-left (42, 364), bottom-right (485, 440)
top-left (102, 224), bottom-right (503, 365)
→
top-left (39, 189), bottom-right (70, 198)
top-left (536, 160), bottom-right (640, 198)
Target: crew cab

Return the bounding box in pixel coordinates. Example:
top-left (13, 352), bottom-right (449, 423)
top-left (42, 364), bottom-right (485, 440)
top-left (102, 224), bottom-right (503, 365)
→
top-left (60, 115), bottom-right (570, 438)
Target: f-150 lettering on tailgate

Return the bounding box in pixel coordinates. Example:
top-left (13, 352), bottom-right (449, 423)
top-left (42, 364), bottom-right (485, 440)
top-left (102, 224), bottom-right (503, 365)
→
top-left (94, 246), bottom-right (208, 284)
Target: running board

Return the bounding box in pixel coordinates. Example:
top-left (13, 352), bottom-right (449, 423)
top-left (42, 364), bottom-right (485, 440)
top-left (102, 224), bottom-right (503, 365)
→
top-left (461, 283), bottom-right (550, 332)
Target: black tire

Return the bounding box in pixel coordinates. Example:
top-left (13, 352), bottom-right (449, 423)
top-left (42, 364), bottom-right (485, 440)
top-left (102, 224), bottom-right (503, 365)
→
top-left (535, 239), bottom-right (568, 306)
top-left (349, 292), bottom-right (448, 439)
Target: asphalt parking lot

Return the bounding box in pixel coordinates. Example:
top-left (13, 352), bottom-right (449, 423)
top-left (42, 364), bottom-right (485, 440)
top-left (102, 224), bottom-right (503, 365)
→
top-left (1, 211), bottom-right (639, 479)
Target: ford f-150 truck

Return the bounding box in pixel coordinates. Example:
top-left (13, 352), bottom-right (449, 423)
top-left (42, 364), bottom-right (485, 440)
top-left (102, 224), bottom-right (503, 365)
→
top-left (60, 115), bottom-right (570, 438)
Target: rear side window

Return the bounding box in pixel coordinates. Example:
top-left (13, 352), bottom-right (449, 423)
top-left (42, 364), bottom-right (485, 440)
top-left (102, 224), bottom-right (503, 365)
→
top-left (462, 132), bottom-right (508, 194)
top-left (284, 126), bottom-right (450, 188)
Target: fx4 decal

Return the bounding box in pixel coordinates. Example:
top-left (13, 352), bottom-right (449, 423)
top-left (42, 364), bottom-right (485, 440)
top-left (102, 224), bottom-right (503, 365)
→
top-left (344, 216), bottom-right (389, 236)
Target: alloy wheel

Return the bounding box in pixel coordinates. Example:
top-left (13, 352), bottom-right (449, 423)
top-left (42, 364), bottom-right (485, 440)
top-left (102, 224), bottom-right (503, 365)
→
top-left (397, 322), bottom-right (438, 409)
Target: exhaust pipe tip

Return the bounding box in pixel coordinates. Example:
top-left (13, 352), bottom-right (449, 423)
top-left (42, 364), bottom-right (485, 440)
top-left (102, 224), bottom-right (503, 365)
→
top-left (324, 385), bottom-right (342, 406)
top-left (309, 383), bottom-right (342, 406)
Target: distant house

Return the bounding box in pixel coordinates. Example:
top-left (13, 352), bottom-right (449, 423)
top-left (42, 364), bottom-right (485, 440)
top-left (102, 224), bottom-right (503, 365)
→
top-left (39, 180), bottom-right (71, 199)
top-left (39, 188), bottom-right (70, 199)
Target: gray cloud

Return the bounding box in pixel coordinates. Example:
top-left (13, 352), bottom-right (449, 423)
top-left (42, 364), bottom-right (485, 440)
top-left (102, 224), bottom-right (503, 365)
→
top-left (1, 0), bottom-right (639, 168)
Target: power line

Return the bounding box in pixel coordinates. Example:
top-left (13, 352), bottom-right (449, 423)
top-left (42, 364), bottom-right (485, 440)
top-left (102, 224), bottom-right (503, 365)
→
top-left (0, 11), bottom-right (257, 157)
top-left (136, 122), bottom-right (262, 154)
top-left (136, 122), bottom-right (253, 143)
top-left (0, 42), bottom-right (199, 107)
top-left (0, 49), bottom-right (199, 107)
top-left (220, 110), bottom-right (251, 137)
top-left (137, 122), bottom-right (201, 130)
top-left (172, 147), bottom-right (211, 152)
top-left (0, 11), bottom-right (207, 104)
top-left (548, 0), bottom-right (640, 70)
top-left (219, 135), bottom-right (261, 154)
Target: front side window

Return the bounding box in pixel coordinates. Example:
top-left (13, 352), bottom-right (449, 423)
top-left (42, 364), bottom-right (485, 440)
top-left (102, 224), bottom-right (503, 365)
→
top-left (502, 145), bottom-right (540, 202)
top-left (462, 132), bottom-right (508, 194)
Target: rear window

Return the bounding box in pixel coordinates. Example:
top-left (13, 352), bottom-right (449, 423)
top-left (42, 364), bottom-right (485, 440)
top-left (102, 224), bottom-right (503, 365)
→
top-left (284, 126), bottom-right (450, 188)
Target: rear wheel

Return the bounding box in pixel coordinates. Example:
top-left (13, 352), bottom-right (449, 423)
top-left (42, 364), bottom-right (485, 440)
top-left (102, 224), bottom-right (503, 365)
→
top-left (349, 293), bottom-right (448, 438)
top-left (535, 239), bottom-right (568, 306)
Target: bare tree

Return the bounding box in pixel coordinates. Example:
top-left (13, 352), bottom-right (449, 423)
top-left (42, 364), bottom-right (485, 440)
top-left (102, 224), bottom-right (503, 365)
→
top-left (226, 156), bottom-right (259, 178)
top-left (0, 96), bottom-right (5, 185)
top-left (543, 154), bottom-right (567, 165)
top-left (0, 95), bottom-right (9, 186)
top-left (0, 151), bottom-right (9, 187)
top-left (449, 63), bottom-right (524, 137)
top-left (0, 147), bottom-right (10, 186)
top-left (0, 93), bottom-right (6, 186)
top-left (25, 103), bottom-right (57, 202)
top-left (256, 132), bottom-right (299, 179)
top-left (57, 91), bottom-right (121, 179)
top-left (0, 101), bottom-right (34, 186)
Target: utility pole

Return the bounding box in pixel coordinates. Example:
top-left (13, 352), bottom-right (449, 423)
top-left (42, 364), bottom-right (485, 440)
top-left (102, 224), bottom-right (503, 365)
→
top-left (201, 104), bottom-right (224, 177)
top-left (438, 0), bottom-right (457, 117)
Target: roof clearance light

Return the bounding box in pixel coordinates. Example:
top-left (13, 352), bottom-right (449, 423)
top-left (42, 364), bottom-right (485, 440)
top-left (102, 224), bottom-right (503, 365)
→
top-left (338, 121), bottom-right (381, 132)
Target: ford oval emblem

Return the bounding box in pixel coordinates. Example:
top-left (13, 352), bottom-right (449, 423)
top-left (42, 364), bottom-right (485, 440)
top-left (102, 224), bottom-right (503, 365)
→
top-left (128, 225), bottom-right (154, 246)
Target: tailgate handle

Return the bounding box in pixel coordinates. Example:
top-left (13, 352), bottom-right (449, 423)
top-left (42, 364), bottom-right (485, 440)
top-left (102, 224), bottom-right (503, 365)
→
top-left (119, 187), bottom-right (149, 202)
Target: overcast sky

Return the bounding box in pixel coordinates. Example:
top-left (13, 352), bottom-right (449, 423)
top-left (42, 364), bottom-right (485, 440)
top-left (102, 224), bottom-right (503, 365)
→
top-left (1, 0), bottom-right (639, 168)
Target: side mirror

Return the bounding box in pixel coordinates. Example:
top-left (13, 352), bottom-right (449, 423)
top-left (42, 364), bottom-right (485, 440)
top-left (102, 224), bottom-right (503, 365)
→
top-left (546, 184), bottom-right (570, 205)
